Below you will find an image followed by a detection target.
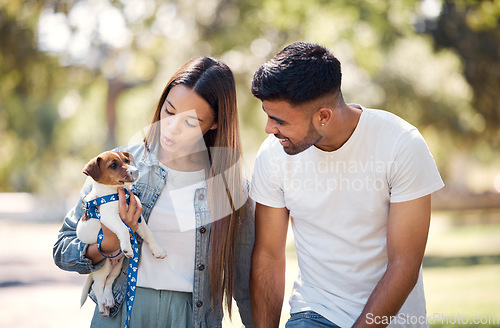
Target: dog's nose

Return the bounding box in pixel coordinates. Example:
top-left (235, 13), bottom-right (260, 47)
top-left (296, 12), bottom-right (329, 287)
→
top-left (128, 167), bottom-right (139, 180)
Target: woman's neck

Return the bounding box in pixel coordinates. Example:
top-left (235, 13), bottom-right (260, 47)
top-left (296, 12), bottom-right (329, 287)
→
top-left (159, 149), bottom-right (210, 172)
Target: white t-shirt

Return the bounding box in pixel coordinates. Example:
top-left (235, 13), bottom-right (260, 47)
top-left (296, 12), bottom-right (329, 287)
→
top-left (250, 107), bottom-right (444, 328)
top-left (137, 165), bottom-right (205, 292)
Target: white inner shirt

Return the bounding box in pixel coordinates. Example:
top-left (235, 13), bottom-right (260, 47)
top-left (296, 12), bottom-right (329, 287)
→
top-left (137, 164), bottom-right (205, 292)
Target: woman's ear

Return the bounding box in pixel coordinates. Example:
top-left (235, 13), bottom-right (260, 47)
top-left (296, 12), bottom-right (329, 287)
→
top-left (210, 123), bottom-right (218, 130)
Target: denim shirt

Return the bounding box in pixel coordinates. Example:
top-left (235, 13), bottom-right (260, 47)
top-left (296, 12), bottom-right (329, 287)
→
top-left (53, 142), bottom-right (254, 328)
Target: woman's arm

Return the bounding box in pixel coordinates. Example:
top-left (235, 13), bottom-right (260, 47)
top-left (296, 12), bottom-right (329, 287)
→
top-left (234, 198), bottom-right (256, 327)
top-left (53, 178), bottom-right (106, 274)
top-left (53, 180), bottom-right (144, 270)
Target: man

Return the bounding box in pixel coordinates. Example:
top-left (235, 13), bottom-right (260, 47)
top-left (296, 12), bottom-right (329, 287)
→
top-left (249, 41), bottom-right (444, 328)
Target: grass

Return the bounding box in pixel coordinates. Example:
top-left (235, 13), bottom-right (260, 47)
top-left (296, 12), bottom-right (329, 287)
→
top-left (424, 265), bottom-right (500, 326)
top-left (424, 210), bottom-right (500, 327)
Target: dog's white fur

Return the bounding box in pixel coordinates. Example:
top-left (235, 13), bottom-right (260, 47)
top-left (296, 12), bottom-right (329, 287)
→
top-left (76, 151), bottom-right (166, 316)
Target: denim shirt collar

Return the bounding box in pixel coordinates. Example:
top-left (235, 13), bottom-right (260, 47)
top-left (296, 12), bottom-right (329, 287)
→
top-left (139, 142), bottom-right (161, 167)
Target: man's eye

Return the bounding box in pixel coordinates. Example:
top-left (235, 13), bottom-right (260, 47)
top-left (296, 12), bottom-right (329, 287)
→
top-left (109, 163), bottom-right (118, 169)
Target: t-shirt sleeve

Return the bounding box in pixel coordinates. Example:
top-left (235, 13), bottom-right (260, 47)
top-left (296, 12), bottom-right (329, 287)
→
top-left (389, 129), bottom-right (444, 203)
top-left (250, 138), bottom-right (286, 208)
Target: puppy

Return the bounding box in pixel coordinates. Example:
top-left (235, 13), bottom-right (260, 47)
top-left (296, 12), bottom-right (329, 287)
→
top-left (76, 151), bottom-right (166, 316)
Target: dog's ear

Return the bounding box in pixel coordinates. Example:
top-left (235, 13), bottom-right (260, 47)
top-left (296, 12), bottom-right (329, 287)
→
top-left (82, 156), bottom-right (101, 181)
top-left (121, 151), bottom-right (135, 165)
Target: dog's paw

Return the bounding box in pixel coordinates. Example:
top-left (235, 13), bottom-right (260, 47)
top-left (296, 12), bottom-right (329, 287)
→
top-left (100, 307), bottom-right (110, 317)
top-left (122, 248), bottom-right (134, 258)
top-left (98, 303), bottom-right (110, 317)
top-left (152, 247), bottom-right (167, 259)
top-left (103, 295), bottom-right (115, 309)
top-left (120, 241), bottom-right (133, 258)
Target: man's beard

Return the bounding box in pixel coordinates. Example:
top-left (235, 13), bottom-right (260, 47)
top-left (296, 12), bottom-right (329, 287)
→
top-left (281, 121), bottom-right (322, 155)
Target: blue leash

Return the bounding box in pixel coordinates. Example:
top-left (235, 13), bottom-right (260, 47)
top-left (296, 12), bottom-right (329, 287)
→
top-left (124, 221), bottom-right (139, 328)
top-left (85, 189), bottom-right (140, 328)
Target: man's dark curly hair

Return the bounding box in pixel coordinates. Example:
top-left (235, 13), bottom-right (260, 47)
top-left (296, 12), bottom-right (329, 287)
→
top-left (251, 41), bottom-right (342, 106)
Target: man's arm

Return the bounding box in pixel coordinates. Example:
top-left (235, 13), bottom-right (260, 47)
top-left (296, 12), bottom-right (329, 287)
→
top-left (352, 194), bottom-right (432, 328)
top-left (250, 202), bottom-right (290, 328)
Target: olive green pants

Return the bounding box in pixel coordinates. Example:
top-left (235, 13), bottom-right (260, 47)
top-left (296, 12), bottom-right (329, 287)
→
top-left (90, 287), bottom-right (194, 328)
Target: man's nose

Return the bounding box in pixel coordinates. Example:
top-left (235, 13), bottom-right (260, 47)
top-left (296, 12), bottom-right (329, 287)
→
top-left (264, 118), bottom-right (278, 135)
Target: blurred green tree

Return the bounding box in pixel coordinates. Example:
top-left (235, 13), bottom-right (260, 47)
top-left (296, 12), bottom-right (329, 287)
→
top-left (0, 0), bottom-right (67, 192)
top-left (1, 0), bottom-right (499, 193)
top-left (0, 0), bottom-right (200, 193)
top-left (202, 0), bottom-right (499, 185)
top-left (198, 0), bottom-right (480, 170)
top-left (427, 0), bottom-right (500, 148)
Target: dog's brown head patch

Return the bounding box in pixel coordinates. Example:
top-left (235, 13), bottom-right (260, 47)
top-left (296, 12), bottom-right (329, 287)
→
top-left (82, 151), bottom-right (138, 185)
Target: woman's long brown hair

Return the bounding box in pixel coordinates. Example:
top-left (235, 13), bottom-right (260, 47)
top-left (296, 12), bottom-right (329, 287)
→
top-left (144, 57), bottom-right (247, 317)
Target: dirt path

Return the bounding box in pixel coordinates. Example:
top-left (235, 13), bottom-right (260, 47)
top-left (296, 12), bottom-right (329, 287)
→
top-left (0, 220), bottom-right (94, 328)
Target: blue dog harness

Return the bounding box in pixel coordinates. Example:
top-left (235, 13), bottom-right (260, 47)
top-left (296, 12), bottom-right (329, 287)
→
top-left (85, 190), bottom-right (129, 220)
top-left (84, 189), bottom-right (140, 328)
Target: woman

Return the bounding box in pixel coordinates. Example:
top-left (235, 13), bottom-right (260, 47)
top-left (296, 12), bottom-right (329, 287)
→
top-left (53, 57), bottom-right (254, 328)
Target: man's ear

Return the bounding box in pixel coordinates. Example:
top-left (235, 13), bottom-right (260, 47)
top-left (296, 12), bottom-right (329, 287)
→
top-left (317, 107), bottom-right (333, 127)
top-left (82, 157), bottom-right (101, 181)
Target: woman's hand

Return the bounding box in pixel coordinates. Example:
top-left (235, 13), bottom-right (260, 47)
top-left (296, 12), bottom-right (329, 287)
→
top-left (94, 188), bottom-right (143, 256)
top-left (117, 187), bottom-right (143, 232)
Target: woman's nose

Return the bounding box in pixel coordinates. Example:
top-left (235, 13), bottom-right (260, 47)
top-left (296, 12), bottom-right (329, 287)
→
top-left (166, 115), bottom-right (182, 135)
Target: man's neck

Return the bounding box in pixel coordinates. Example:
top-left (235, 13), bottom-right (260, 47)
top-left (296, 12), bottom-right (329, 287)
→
top-left (315, 103), bottom-right (362, 152)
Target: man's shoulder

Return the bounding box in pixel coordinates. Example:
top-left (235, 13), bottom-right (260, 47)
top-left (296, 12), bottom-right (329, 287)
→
top-left (362, 108), bottom-right (421, 144)
top-left (364, 108), bottom-right (416, 132)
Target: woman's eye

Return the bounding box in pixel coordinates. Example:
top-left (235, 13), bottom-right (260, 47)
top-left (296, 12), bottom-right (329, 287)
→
top-left (186, 120), bottom-right (197, 128)
top-left (109, 163), bottom-right (118, 169)
top-left (165, 108), bottom-right (174, 115)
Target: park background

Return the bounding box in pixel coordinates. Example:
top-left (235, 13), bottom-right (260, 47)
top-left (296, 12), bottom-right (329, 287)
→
top-left (0, 0), bottom-right (499, 327)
